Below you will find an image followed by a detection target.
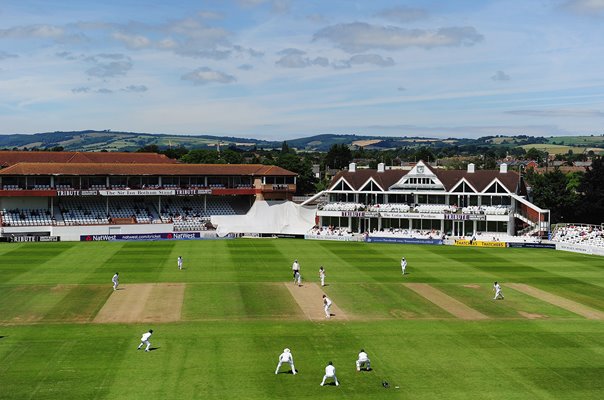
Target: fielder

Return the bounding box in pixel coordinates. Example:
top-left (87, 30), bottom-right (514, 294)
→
top-left (137, 329), bottom-right (153, 352)
top-left (319, 266), bottom-right (326, 287)
top-left (323, 294), bottom-right (332, 319)
top-left (275, 348), bottom-right (296, 375)
top-left (177, 256), bottom-right (183, 270)
top-left (292, 259), bottom-right (300, 283)
top-left (320, 361), bottom-right (339, 386)
top-left (112, 272), bottom-right (119, 291)
top-left (356, 349), bottom-right (371, 371)
top-left (401, 257), bottom-right (407, 275)
top-left (493, 281), bottom-right (504, 300)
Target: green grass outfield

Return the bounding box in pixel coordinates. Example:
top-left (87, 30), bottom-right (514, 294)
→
top-left (0, 239), bottom-right (603, 399)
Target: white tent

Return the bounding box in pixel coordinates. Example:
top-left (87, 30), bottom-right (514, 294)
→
top-left (212, 200), bottom-right (316, 237)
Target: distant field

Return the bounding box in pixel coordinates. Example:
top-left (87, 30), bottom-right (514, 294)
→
top-left (0, 240), bottom-right (603, 399)
top-left (521, 143), bottom-right (604, 155)
top-left (548, 136), bottom-right (604, 146)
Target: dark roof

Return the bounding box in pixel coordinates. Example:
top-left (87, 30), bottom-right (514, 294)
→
top-left (0, 151), bottom-right (177, 167)
top-left (329, 167), bottom-right (523, 193)
top-left (332, 169), bottom-right (404, 191)
top-left (0, 163), bottom-right (296, 177)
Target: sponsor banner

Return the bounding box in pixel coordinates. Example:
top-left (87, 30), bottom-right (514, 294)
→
top-left (454, 239), bottom-right (506, 248)
top-left (10, 235), bottom-right (60, 242)
top-left (259, 233), bottom-right (305, 239)
top-left (380, 212), bottom-right (444, 220)
top-left (340, 211), bottom-right (379, 217)
top-left (57, 190), bottom-right (99, 196)
top-left (592, 247), bottom-right (604, 257)
top-left (175, 189), bottom-right (212, 196)
top-left (38, 236), bottom-right (60, 242)
top-left (304, 234), bottom-right (363, 242)
top-left (555, 242), bottom-right (593, 255)
top-left (507, 242), bottom-right (556, 249)
top-left (99, 189), bottom-right (176, 196)
top-left (366, 236), bottom-right (443, 245)
top-left (444, 214), bottom-right (487, 221)
top-left (80, 232), bottom-right (201, 241)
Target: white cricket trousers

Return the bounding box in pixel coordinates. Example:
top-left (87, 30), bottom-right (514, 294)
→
top-left (138, 340), bottom-right (151, 351)
top-left (275, 360), bottom-right (296, 374)
top-left (321, 374), bottom-right (339, 386)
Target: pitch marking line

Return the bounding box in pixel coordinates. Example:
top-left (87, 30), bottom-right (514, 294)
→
top-left (404, 283), bottom-right (489, 320)
top-left (284, 282), bottom-right (349, 322)
top-left (507, 283), bottom-right (604, 320)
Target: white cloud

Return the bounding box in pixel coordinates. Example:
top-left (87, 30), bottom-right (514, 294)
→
top-left (0, 24), bottom-right (64, 39)
top-left (71, 87), bottom-right (90, 93)
top-left (491, 70), bottom-right (511, 81)
top-left (306, 13), bottom-right (327, 24)
top-left (275, 48), bottom-right (329, 68)
top-left (348, 54), bottom-right (395, 67)
top-left (122, 85), bottom-right (148, 93)
top-left (181, 67), bottom-right (236, 85)
top-left (375, 6), bottom-right (429, 23)
top-left (85, 54), bottom-right (133, 78)
top-left (0, 51), bottom-right (18, 60)
top-left (198, 11), bottom-right (223, 20)
top-left (238, 0), bottom-right (290, 13)
top-left (563, 0), bottom-right (604, 15)
top-left (112, 32), bottom-right (152, 49)
top-left (506, 109), bottom-right (604, 118)
top-left (109, 18), bottom-right (232, 59)
top-left (314, 22), bottom-right (483, 53)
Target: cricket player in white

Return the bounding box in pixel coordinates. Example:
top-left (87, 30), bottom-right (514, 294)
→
top-left (319, 266), bottom-right (326, 287)
top-left (137, 329), bottom-right (153, 352)
top-left (292, 259), bottom-right (300, 283)
top-left (275, 348), bottom-right (296, 375)
top-left (401, 257), bottom-right (407, 275)
top-left (356, 349), bottom-right (371, 371)
top-left (493, 281), bottom-right (504, 300)
top-left (323, 294), bottom-right (332, 319)
top-left (177, 256), bottom-right (183, 270)
top-left (112, 272), bottom-right (119, 291)
top-left (294, 271), bottom-right (302, 287)
top-left (320, 361), bottom-right (339, 386)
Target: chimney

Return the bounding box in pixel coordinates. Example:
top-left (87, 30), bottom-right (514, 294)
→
top-left (467, 163), bottom-right (475, 173)
top-left (349, 162), bottom-right (356, 172)
top-left (499, 163), bottom-right (508, 173)
top-left (377, 163), bottom-right (385, 173)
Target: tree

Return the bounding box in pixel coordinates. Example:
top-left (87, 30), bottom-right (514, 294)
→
top-left (162, 146), bottom-right (189, 160)
top-left (274, 153), bottom-right (317, 194)
top-left (528, 169), bottom-right (578, 223)
top-left (324, 144), bottom-right (352, 170)
top-left (525, 148), bottom-right (547, 165)
top-left (180, 149), bottom-right (220, 164)
top-left (281, 141), bottom-right (290, 154)
top-left (136, 144), bottom-right (160, 153)
top-left (576, 156), bottom-right (604, 224)
top-left (412, 147), bottom-right (435, 163)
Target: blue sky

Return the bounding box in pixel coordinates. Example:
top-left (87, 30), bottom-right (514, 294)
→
top-left (1, 0), bottom-right (604, 139)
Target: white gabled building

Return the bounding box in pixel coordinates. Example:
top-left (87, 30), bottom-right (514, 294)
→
top-left (308, 161), bottom-right (549, 237)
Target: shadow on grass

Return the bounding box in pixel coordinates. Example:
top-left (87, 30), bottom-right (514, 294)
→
top-left (276, 369), bottom-right (298, 375)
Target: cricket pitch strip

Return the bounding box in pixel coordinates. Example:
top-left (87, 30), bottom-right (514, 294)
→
top-left (94, 283), bottom-right (185, 323)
